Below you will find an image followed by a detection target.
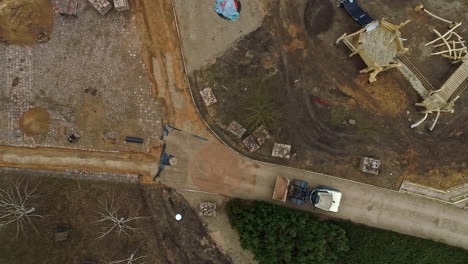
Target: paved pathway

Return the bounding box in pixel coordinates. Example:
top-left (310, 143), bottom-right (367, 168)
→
top-left (159, 129), bottom-right (468, 250)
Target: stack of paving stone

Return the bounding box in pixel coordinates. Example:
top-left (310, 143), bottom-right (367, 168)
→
top-left (243, 125), bottom-right (271, 152)
top-left (228, 121), bottom-right (246, 138)
top-left (200, 88), bottom-right (218, 106)
top-left (272, 143), bottom-right (292, 159)
top-left (87, 0), bottom-right (112, 15)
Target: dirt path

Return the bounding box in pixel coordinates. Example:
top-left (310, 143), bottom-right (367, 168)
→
top-left (133, 0), bottom-right (219, 142)
top-left (0, 145), bottom-right (160, 178)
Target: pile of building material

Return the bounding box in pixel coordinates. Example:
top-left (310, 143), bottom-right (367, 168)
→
top-left (200, 87), bottom-right (218, 106)
top-left (242, 125), bottom-right (271, 152)
top-left (56, 0), bottom-right (80, 16)
top-left (272, 143), bottom-right (292, 159)
top-left (113, 0), bottom-right (130, 12)
top-left (252, 125), bottom-right (270, 146)
top-left (87, 0), bottom-right (112, 16)
top-left (359, 157), bottom-right (381, 175)
top-left (54, 226), bottom-right (69, 242)
top-left (228, 121), bottom-right (246, 138)
top-left (243, 135), bottom-right (259, 152)
top-left (199, 202), bottom-right (216, 216)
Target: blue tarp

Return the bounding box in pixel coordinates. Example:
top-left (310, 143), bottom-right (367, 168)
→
top-left (215, 0), bottom-right (241, 21)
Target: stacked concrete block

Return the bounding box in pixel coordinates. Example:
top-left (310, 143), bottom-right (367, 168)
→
top-left (228, 121), bottom-right (246, 138)
top-left (200, 87), bottom-right (217, 106)
top-left (114, 0), bottom-right (130, 12)
top-left (88, 0), bottom-right (112, 15)
top-left (272, 143), bottom-right (292, 159)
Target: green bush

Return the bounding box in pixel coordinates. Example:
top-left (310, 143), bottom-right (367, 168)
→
top-left (335, 221), bottom-right (468, 264)
top-left (226, 199), bottom-right (349, 264)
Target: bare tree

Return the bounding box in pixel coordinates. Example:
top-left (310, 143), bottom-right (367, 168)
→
top-left (96, 193), bottom-right (147, 239)
top-left (108, 250), bottom-right (146, 264)
top-left (0, 178), bottom-right (42, 238)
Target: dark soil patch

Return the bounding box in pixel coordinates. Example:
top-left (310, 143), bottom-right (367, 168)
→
top-left (0, 174), bottom-right (232, 264)
top-left (190, 0), bottom-right (468, 189)
top-left (11, 76), bottom-right (20, 87)
top-left (304, 0), bottom-right (335, 36)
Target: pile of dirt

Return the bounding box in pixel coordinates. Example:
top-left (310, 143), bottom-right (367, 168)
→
top-left (19, 107), bottom-right (50, 136)
top-left (0, 0), bottom-right (54, 45)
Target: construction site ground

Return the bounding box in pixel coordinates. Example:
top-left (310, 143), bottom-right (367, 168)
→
top-left (0, 0), bottom-right (233, 263)
top-left (184, 0), bottom-right (468, 190)
top-left (0, 1), bottom-right (164, 152)
top-left (1, 0), bottom-right (467, 263)
top-left (0, 174), bottom-right (232, 264)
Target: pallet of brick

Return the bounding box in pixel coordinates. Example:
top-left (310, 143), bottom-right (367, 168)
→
top-left (114, 0), bottom-right (130, 11)
top-left (200, 87), bottom-right (217, 106)
top-left (199, 202), bottom-right (216, 216)
top-left (88, 0), bottom-right (112, 15)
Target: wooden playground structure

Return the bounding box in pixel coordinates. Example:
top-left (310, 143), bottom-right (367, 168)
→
top-left (336, 18), bottom-right (410, 83)
top-left (337, 13), bottom-right (468, 130)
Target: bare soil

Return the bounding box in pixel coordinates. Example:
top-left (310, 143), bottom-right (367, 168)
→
top-left (190, 0), bottom-right (468, 189)
top-left (0, 0), bottom-right (54, 45)
top-left (189, 143), bottom-right (257, 194)
top-left (0, 174), bottom-right (232, 264)
top-left (19, 107), bottom-right (50, 136)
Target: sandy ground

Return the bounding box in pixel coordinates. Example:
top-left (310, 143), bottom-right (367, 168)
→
top-left (173, 0), bottom-right (265, 73)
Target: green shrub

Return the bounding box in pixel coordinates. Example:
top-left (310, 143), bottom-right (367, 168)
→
top-left (226, 199), bottom-right (349, 264)
top-left (335, 221), bottom-right (468, 264)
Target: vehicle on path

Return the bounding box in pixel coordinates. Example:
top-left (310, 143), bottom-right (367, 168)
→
top-left (272, 176), bottom-right (342, 212)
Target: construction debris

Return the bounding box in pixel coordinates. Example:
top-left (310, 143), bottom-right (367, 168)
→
top-left (337, 18), bottom-right (410, 83)
top-left (87, 0), bottom-right (112, 16)
top-left (113, 0), bottom-right (130, 12)
top-left (272, 143), bottom-right (292, 159)
top-left (199, 202), bottom-right (217, 216)
top-left (228, 121), bottom-right (246, 138)
top-left (243, 135), bottom-right (260, 152)
top-left (54, 226), bottom-right (69, 242)
top-left (56, 0), bottom-right (80, 16)
top-left (252, 125), bottom-right (270, 146)
top-left (359, 157), bottom-right (381, 175)
top-left (200, 87), bottom-right (218, 106)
